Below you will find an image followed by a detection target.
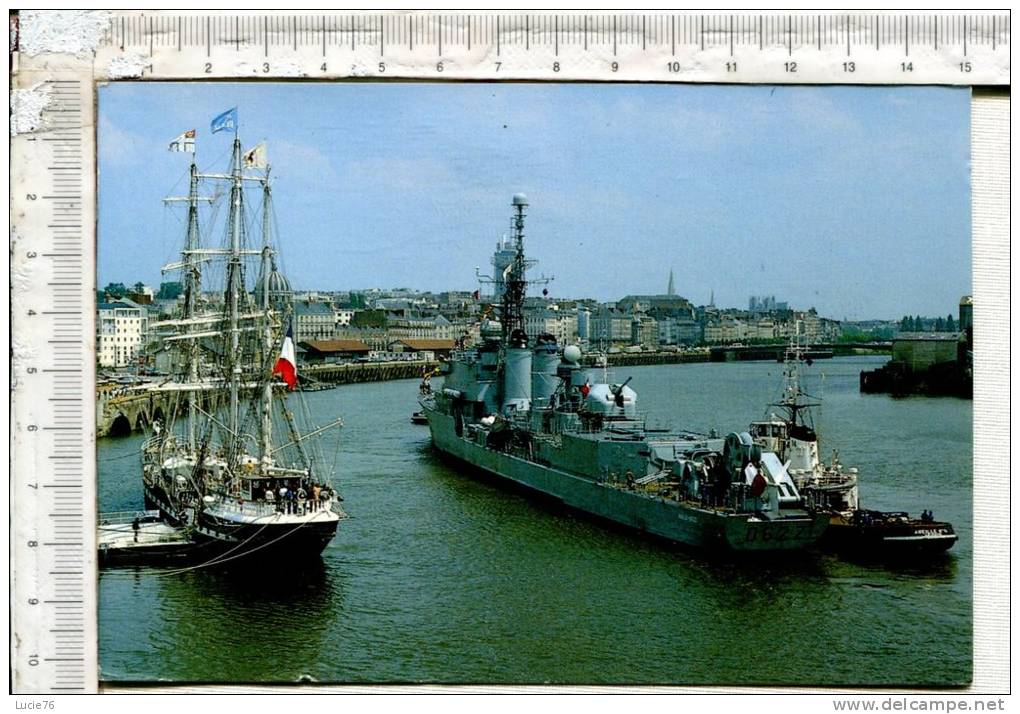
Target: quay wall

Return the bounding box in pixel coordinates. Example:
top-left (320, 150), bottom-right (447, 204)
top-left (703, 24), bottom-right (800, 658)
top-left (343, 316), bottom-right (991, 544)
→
top-left (301, 360), bottom-right (436, 385)
top-left (598, 351), bottom-right (709, 367)
top-left (97, 362), bottom-right (441, 437)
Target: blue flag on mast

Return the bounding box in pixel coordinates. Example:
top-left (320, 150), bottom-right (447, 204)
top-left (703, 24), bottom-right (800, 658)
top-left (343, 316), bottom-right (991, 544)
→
top-left (210, 107), bottom-right (237, 134)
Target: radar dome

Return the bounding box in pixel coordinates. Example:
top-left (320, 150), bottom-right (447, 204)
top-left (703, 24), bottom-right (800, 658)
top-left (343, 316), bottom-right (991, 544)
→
top-left (512, 193), bottom-right (528, 206)
top-left (563, 345), bottom-right (582, 364)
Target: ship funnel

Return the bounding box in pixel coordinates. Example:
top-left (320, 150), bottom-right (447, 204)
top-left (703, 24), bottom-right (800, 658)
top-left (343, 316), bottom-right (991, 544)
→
top-left (502, 345), bottom-right (532, 415)
top-left (531, 333), bottom-right (559, 406)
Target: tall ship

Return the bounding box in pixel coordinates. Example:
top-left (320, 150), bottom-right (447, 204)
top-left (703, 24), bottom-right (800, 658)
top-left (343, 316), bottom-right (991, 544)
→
top-left (140, 120), bottom-right (345, 561)
top-left (419, 195), bottom-right (829, 552)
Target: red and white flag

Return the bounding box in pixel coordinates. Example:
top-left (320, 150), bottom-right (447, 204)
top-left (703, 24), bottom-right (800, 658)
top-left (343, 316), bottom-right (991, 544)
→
top-left (272, 325), bottom-right (297, 389)
top-left (168, 129), bottom-right (196, 153)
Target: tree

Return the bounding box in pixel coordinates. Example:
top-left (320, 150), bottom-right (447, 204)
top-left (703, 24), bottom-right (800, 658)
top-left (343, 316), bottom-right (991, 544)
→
top-left (914, 315), bottom-right (925, 332)
top-left (103, 282), bottom-right (127, 298)
top-left (900, 316), bottom-right (912, 332)
top-left (157, 281), bottom-right (182, 300)
top-left (946, 314), bottom-right (956, 331)
top-left (133, 281), bottom-right (145, 293)
top-left (935, 316), bottom-right (945, 331)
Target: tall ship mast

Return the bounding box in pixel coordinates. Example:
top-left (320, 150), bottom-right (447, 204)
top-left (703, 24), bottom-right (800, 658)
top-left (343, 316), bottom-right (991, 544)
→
top-left (142, 118), bottom-right (345, 562)
top-left (419, 195), bottom-right (829, 553)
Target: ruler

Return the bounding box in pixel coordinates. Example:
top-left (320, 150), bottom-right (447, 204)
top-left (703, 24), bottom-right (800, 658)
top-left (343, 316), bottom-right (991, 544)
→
top-left (89, 12), bottom-right (1010, 85)
top-left (7, 10), bottom-right (1009, 694)
top-left (10, 72), bottom-right (97, 693)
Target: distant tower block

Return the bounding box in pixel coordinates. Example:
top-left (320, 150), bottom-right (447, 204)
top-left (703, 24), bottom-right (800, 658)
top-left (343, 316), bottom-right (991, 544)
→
top-left (667, 268), bottom-right (676, 296)
top-left (491, 234), bottom-right (516, 299)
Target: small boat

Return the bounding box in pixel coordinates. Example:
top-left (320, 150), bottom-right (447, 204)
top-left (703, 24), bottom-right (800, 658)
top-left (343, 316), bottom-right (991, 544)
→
top-left (410, 411), bottom-right (429, 425)
top-left (97, 510), bottom-right (200, 565)
top-left (825, 509), bottom-right (958, 558)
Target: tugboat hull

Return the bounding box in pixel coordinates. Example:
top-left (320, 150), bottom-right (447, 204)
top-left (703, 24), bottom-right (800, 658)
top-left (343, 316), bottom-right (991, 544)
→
top-left (824, 511), bottom-right (958, 558)
top-left (423, 404), bottom-right (828, 553)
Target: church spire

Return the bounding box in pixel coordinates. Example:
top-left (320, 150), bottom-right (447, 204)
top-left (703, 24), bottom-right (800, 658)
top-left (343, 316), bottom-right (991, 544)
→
top-left (667, 268), bottom-right (676, 296)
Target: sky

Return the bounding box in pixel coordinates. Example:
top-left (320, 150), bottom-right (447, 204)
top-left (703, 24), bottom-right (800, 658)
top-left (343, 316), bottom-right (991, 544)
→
top-left (98, 82), bottom-right (971, 320)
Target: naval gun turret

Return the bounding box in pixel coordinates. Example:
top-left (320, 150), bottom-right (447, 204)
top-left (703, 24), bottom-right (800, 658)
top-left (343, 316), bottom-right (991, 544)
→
top-left (585, 380), bottom-right (637, 418)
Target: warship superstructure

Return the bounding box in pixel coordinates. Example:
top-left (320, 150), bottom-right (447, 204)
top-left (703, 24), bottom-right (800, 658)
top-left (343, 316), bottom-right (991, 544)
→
top-left (139, 124), bottom-right (345, 562)
top-left (420, 195), bottom-right (829, 552)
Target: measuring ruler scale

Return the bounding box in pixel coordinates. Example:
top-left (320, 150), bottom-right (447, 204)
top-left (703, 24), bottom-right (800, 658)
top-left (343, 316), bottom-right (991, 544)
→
top-left (11, 71), bottom-right (96, 693)
top-left (91, 12), bottom-right (1010, 84)
top-left (8, 10), bottom-right (1009, 694)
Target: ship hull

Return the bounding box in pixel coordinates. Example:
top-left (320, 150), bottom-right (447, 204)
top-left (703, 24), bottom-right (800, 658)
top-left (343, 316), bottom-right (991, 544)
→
top-left (191, 515), bottom-right (339, 562)
top-left (142, 480), bottom-right (338, 563)
top-left (823, 512), bottom-right (958, 559)
top-left (422, 404), bottom-right (827, 552)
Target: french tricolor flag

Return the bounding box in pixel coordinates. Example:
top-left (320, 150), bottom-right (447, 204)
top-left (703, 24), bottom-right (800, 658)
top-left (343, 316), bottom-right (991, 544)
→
top-left (273, 325), bottom-right (297, 390)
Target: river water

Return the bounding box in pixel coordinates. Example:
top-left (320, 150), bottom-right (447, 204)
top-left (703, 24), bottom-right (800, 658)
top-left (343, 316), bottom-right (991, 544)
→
top-left (97, 356), bottom-right (971, 686)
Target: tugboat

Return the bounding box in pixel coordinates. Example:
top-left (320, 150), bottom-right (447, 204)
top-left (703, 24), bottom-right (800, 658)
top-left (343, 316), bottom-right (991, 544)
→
top-left (826, 509), bottom-right (958, 557)
top-left (750, 341), bottom-right (957, 558)
top-left (419, 195), bottom-right (829, 553)
top-left (140, 122), bottom-right (346, 563)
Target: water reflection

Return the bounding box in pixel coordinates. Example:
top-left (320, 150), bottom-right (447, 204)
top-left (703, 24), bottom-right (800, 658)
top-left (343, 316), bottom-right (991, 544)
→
top-left (101, 559), bottom-right (342, 683)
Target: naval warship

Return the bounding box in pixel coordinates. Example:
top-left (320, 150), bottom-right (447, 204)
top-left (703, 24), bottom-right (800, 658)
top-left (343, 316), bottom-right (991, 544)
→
top-left (419, 194), bottom-right (829, 552)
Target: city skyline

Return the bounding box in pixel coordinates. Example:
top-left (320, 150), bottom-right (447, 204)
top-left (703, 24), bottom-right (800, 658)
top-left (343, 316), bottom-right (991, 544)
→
top-left (98, 82), bottom-right (971, 320)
